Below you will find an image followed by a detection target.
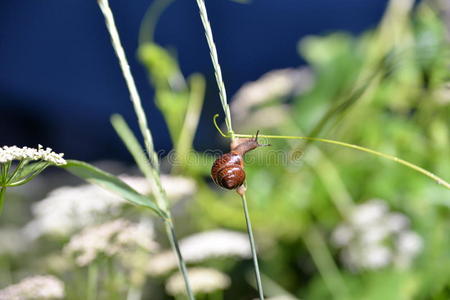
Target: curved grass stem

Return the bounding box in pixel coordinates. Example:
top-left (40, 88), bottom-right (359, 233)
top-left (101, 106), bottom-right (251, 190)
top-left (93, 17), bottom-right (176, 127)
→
top-left (213, 114), bottom-right (450, 190)
top-left (240, 193), bottom-right (265, 299)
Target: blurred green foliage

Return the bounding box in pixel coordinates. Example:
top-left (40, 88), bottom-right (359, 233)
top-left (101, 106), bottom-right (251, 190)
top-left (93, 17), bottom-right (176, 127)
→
top-left (1, 1), bottom-right (449, 299)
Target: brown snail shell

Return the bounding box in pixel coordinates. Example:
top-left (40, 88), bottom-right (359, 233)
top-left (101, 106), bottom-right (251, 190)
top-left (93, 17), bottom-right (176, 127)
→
top-left (211, 131), bottom-right (269, 191)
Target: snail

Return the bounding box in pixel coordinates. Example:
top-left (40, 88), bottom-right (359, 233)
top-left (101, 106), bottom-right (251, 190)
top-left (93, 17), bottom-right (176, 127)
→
top-left (211, 131), bottom-right (269, 195)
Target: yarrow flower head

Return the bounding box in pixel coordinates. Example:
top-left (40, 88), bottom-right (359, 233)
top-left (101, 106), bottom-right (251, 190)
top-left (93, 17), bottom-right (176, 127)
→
top-left (23, 184), bottom-right (127, 239)
top-left (0, 275), bottom-right (65, 300)
top-left (23, 174), bottom-right (195, 239)
top-left (165, 267), bottom-right (230, 296)
top-left (231, 67), bottom-right (313, 130)
top-left (0, 145), bottom-right (66, 213)
top-left (63, 218), bottom-right (159, 267)
top-left (0, 145), bottom-right (66, 166)
top-left (331, 199), bottom-right (423, 272)
top-left (148, 229), bottom-right (251, 276)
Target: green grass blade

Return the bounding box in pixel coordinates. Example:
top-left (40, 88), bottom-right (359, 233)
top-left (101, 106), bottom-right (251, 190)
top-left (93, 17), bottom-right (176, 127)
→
top-left (111, 114), bottom-right (154, 180)
top-left (62, 160), bottom-right (167, 219)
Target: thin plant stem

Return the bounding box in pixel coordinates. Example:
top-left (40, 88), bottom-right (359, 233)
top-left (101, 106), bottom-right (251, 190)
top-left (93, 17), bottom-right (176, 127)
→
top-left (165, 220), bottom-right (195, 299)
top-left (97, 1), bottom-right (195, 298)
top-left (98, 0), bottom-right (159, 171)
top-left (87, 264), bottom-right (99, 300)
top-left (240, 193), bottom-right (264, 299)
top-left (193, 0), bottom-right (233, 135)
top-left (5, 159), bottom-right (27, 184)
top-left (213, 115), bottom-right (450, 190)
top-left (0, 187), bottom-right (6, 214)
top-left (0, 161), bottom-right (11, 184)
top-left (138, 0), bottom-right (175, 45)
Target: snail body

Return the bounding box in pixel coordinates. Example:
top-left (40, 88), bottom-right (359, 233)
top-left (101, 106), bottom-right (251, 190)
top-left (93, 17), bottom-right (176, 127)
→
top-left (211, 131), bottom-right (268, 191)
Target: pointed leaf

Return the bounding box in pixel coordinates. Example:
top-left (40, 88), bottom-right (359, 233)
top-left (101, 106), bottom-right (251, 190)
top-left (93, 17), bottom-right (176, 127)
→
top-left (62, 160), bottom-right (167, 219)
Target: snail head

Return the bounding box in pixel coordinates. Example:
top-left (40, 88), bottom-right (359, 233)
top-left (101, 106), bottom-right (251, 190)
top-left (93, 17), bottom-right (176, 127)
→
top-left (231, 130), bottom-right (270, 155)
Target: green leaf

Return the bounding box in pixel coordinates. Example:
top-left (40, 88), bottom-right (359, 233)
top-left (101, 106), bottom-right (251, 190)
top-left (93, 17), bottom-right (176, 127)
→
top-left (62, 160), bottom-right (167, 219)
top-left (110, 114), bottom-right (154, 180)
top-left (138, 43), bottom-right (181, 89)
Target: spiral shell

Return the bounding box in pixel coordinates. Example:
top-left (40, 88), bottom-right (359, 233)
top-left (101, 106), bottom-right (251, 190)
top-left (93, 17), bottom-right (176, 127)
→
top-left (211, 132), bottom-right (268, 191)
top-left (211, 152), bottom-right (246, 189)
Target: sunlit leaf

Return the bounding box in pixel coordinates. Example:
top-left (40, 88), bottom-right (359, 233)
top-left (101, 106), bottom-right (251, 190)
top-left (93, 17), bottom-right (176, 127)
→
top-left (62, 160), bottom-right (167, 219)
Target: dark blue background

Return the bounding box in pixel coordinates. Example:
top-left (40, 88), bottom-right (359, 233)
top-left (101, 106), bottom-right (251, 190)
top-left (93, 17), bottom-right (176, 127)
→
top-left (0, 0), bottom-right (388, 161)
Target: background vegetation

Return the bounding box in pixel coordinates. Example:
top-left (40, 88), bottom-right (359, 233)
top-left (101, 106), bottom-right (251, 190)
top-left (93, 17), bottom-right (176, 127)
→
top-left (0, 0), bottom-right (449, 299)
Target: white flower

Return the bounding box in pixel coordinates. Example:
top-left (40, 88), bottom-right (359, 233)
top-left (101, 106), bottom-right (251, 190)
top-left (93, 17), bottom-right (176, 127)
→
top-left (165, 268), bottom-right (230, 296)
top-left (179, 229), bottom-right (251, 262)
top-left (359, 225), bottom-right (390, 244)
top-left (349, 199), bottom-right (388, 227)
top-left (23, 184), bottom-right (126, 239)
top-left (0, 145), bottom-right (66, 165)
top-left (393, 231), bottom-right (423, 268)
top-left (148, 229), bottom-right (251, 275)
top-left (331, 224), bottom-right (353, 247)
top-left (385, 212), bottom-right (410, 233)
top-left (361, 246), bottom-right (392, 269)
top-left (120, 175), bottom-right (196, 201)
top-left (23, 174), bottom-right (194, 239)
top-left (231, 68), bottom-right (313, 126)
top-left (332, 199), bottom-right (423, 272)
top-left (64, 218), bottom-right (159, 267)
top-left (0, 275), bottom-right (64, 300)
top-left (396, 231), bottom-right (423, 255)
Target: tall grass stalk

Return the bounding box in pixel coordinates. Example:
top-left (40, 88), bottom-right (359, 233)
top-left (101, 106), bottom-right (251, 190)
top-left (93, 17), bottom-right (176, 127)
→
top-left (194, 0), bottom-right (233, 135)
top-left (241, 193), bottom-right (265, 299)
top-left (97, 0), bottom-right (194, 298)
top-left (193, 1), bottom-right (266, 297)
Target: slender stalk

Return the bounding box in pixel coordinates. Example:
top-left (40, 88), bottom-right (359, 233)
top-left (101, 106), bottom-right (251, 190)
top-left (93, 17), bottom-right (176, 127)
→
top-left (213, 115), bottom-right (450, 190)
top-left (240, 193), bottom-right (264, 299)
top-left (193, 0), bottom-right (233, 135)
top-left (87, 264), bottom-right (99, 300)
top-left (138, 0), bottom-right (175, 45)
top-left (0, 161), bottom-right (11, 184)
top-left (97, 1), bottom-right (195, 298)
top-left (5, 160), bottom-right (26, 184)
top-left (165, 220), bottom-right (195, 299)
top-left (0, 187), bottom-right (6, 214)
top-left (98, 0), bottom-right (159, 171)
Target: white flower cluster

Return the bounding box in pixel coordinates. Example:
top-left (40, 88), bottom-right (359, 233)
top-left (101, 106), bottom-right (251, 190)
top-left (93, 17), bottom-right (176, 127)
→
top-left (165, 267), bottom-right (230, 296)
top-left (23, 184), bottom-right (126, 239)
top-left (148, 229), bottom-right (251, 276)
top-left (231, 67), bottom-right (313, 129)
top-left (0, 275), bottom-right (64, 300)
top-left (0, 145), bottom-right (66, 165)
top-left (64, 218), bottom-right (159, 267)
top-left (332, 199), bottom-right (423, 272)
top-left (23, 174), bottom-right (195, 239)
top-left (120, 174), bottom-right (196, 201)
